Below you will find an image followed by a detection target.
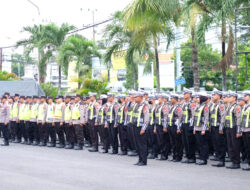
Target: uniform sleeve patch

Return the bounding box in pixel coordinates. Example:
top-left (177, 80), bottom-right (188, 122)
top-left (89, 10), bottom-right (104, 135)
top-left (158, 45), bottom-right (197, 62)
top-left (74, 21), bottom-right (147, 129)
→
top-left (163, 106), bottom-right (168, 112)
top-left (144, 106), bottom-right (149, 113)
top-left (204, 106), bottom-right (209, 112)
top-left (177, 107), bottom-right (182, 113)
top-left (220, 105), bottom-right (224, 111)
top-left (191, 103), bottom-right (196, 108)
top-left (236, 107), bottom-right (241, 114)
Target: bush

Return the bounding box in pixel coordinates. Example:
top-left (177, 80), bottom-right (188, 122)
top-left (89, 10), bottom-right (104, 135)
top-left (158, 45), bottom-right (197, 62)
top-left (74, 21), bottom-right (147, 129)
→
top-left (40, 82), bottom-right (58, 99)
top-left (75, 79), bottom-right (109, 96)
top-left (0, 71), bottom-right (20, 81)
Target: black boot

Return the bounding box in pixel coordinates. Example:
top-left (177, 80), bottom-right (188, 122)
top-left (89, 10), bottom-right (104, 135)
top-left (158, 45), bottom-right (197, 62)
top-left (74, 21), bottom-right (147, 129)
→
top-left (47, 142), bottom-right (55, 147)
top-left (56, 144), bottom-right (65, 148)
top-left (196, 160), bottom-right (207, 165)
top-left (74, 144), bottom-right (83, 150)
top-left (65, 144), bottom-right (73, 149)
top-left (212, 161), bottom-right (225, 167)
top-left (147, 153), bottom-right (155, 159)
top-left (88, 147), bottom-right (98, 152)
top-left (32, 141), bottom-right (39, 146)
top-left (157, 155), bottom-right (167, 160)
top-left (242, 164), bottom-right (250, 171)
top-left (1, 140), bottom-right (9, 146)
top-left (226, 163), bottom-right (240, 169)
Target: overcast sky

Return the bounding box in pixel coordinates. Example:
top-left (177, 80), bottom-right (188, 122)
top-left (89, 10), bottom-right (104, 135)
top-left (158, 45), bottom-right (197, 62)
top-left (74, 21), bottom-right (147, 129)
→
top-left (0, 0), bottom-right (132, 48)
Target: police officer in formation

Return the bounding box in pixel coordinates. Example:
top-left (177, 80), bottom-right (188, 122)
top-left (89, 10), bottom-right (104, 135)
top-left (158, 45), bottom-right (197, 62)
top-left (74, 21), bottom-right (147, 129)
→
top-left (0, 89), bottom-right (250, 170)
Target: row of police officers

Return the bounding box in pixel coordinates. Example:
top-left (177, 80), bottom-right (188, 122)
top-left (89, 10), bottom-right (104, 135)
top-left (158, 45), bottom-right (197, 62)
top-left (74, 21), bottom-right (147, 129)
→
top-left (0, 89), bottom-right (249, 169)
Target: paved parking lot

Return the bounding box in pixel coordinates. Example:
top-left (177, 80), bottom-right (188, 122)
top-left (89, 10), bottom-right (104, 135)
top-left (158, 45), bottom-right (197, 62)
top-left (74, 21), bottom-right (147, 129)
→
top-left (0, 142), bottom-right (250, 190)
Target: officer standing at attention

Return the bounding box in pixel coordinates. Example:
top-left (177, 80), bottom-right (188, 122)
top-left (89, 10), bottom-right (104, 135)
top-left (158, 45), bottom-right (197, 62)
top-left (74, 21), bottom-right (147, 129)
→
top-left (37, 96), bottom-right (48, 146)
top-left (210, 89), bottom-right (226, 167)
top-left (0, 96), bottom-right (10, 146)
top-left (72, 95), bottom-right (84, 150)
top-left (133, 92), bottom-right (150, 166)
top-left (54, 96), bottom-right (65, 148)
top-left (46, 96), bottom-right (56, 147)
top-left (181, 88), bottom-right (197, 164)
top-left (241, 91), bottom-right (250, 170)
top-left (168, 94), bottom-right (183, 162)
top-left (12, 94), bottom-right (20, 143)
top-left (225, 91), bottom-right (242, 169)
top-left (64, 96), bottom-right (74, 149)
top-left (88, 93), bottom-right (100, 152)
top-left (30, 96), bottom-right (39, 146)
top-left (193, 92), bottom-right (210, 165)
top-left (105, 93), bottom-right (119, 154)
top-left (154, 94), bottom-right (169, 160)
top-left (116, 94), bottom-right (127, 155)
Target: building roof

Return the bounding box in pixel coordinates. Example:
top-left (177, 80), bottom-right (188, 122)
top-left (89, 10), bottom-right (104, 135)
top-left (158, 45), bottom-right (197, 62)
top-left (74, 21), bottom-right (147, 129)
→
top-left (0, 79), bottom-right (45, 96)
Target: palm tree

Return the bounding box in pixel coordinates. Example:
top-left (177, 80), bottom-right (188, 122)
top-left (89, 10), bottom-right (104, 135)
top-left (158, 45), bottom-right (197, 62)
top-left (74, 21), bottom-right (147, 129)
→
top-left (58, 34), bottom-right (100, 89)
top-left (41, 23), bottom-right (75, 94)
top-left (181, 2), bottom-right (205, 92)
top-left (124, 0), bottom-right (179, 92)
top-left (191, 0), bottom-right (248, 90)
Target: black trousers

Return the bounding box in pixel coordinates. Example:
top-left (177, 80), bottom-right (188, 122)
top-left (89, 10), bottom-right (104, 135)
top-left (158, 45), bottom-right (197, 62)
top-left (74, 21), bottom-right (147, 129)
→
top-left (89, 119), bottom-right (99, 149)
top-left (168, 125), bottom-right (183, 160)
top-left (9, 121), bottom-right (16, 140)
top-left (31, 122), bottom-right (39, 143)
top-left (211, 126), bottom-right (226, 162)
top-left (226, 127), bottom-right (241, 164)
top-left (182, 123), bottom-right (196, 160)
top-left (38, 123), bottom-right (48, 143)
top-left (242, 132), bottom-right (250, 165)
top-left (118, 123), bottom-right (128, 152)
top-left (55, 122), bottom-right (65, 145)
top-left (20, 120), bottom-right (27, 142)
top-left (146, 125), bottom-right (157, 155)
top-left (195, 131), bottom-right (209, 161)
top-left (108, 122), bottom-right (118, 152)
top-left (100, 125), bottom-right (110, 151)
top-left (0, 123), bottom-right (9, 141)
top-left (83, 123), bottom-right (91, 144)
top-left (156, 125), bottom-right (170, 158)
top-left (47, 123), bottom-right (56, 144)
top-left (74, 124), bottom-right (84, 145)
top-left (65, 123), bottom-right (75, 144)
top-left (26, 121), bottom-right (34, 143)
top-left (134, 126), bottom-right (147, 164)
top-left (127, 123), bottom-right (137, 151)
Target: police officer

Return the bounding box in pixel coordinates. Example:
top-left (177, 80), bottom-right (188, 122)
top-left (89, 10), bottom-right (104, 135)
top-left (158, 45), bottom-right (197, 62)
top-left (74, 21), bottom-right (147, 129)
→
top-left (46, 96), bottom-right (56, 147)
top-left (8, 97), bottom-right (14, 142)
top-left (12, 94), bottom-right (20, 143)
top-left (125, 91), bottom-right (138, 156)
top-left (30, 96), bottom-right (39, 145)
top-left (88, 92), bottom-right (100, 152)
top-left (38, 96), bottom-right (48, 146)
top-left (133, 92), bottom-right (150, 166)
top-left (0, 96), bottom-right (10, 146)
top-left (210, 89), bottom-right (227, 167)
top-left (147, 95), bottom-right (157, 159)
top-left (181, 88), bottom-right (197, 164)
top-left (54, 96), bottom-right (65, 148)
top-left (168, 94), bottom-right (183, 162)
top-left (241, 91), bottom-right (250, 170)
top-left (225, 91), bottom-right (242, 169)
top-left (116, 94), bottom-right (127, 155)
top-left (82, 96), bottom-right (91, 147)
top-left (95, 95), bottom-right (108, 153)
top-left (154, 94), bottom-right (169, 160)
top-left (72, 95), bottom-right (84, 150)
top-left (25, 96), bottom-right (33, 145)
top-left (18, 96), bottom-right (28, 144)
top-left (105, 93), bottom-right (119, 154)
top-left (64, 96), bottom-right (74, 149)
top-left (193, 92), bottom-right (210, 165)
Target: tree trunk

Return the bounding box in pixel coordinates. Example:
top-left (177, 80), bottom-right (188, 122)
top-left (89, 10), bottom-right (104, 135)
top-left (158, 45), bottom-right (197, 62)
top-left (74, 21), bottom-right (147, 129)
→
top-left (132, 62), bottom-right (137, 90)
top-left (153, 36), bottom-right (160, 92)
top-left (221, 14), bottom-right (227, 91)
top-left (191, 28), bottom-right (200, 92)
top-left (58, 65), bottom-right (62, 95)
top-left (78, 72), bottom-right (81, 89)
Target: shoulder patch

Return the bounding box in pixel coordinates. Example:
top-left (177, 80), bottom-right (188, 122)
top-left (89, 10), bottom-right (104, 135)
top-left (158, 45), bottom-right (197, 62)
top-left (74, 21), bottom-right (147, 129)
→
top-left (177, 107), bottom-right (182, 113)
top-left (114, 105), bottom-right (119, 111)
top-left (144, 106), bottom-right (149, 113)
top-left (204, 106), bottom-right (209, 112)
top-left (236, 106), bottom-right (241, 114)
top-left (191, 103), bottom-right (196, 108)
top-left (220, 105), bottom-right (225, 111)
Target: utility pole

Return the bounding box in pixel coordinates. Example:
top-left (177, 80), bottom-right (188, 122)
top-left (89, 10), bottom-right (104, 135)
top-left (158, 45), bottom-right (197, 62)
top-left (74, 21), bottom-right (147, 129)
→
top-left (175, 27), bottom-right (181, 92)
top-left (88, 9), bottom-right (97, 42)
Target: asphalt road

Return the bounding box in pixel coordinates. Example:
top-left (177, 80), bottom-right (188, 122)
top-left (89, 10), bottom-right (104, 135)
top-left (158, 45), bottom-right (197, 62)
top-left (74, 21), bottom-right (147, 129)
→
top-left (0, 142), bottom-right (250, 190)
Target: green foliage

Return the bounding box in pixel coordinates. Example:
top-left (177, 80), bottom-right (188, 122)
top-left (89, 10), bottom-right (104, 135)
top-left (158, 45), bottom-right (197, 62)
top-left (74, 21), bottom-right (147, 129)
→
top-left (11, 54), bottom-right (24, 77)
top-left (75, 79), bottom-right (109, 96)
top-left (40, 82), bottom-right (58, 99)
top-left (238, 41), bottom-right (250, 90)
top-left (173, 39), bottom-right (227, 90)
top-left (0, 71), bottom-right (19, 81)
